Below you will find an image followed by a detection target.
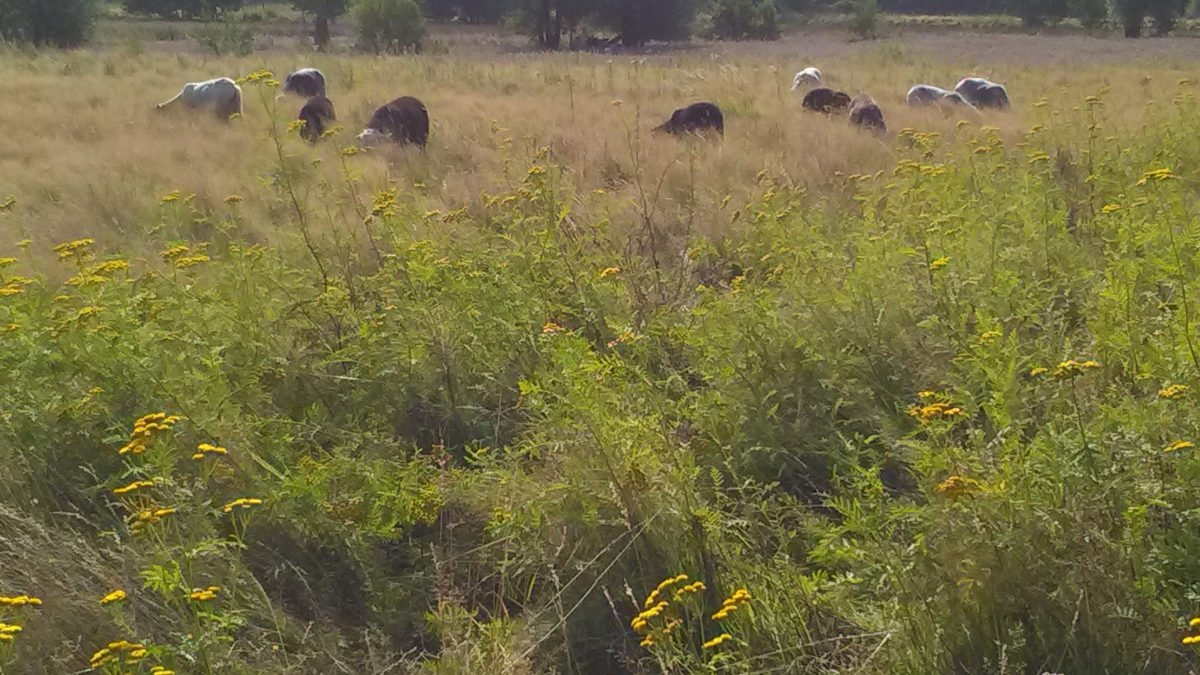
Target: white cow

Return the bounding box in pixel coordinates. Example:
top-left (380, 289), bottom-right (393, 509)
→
top-left (282, 68), bottom-right (327, 98)
top-left (791, 67), bottom-right (822, 91)
top-left (156, 77), bottom-right (243, 119)
top-left (954, 77), bottom-right (1010, 109)
top-left (907, 84), bottom-right (976, 109)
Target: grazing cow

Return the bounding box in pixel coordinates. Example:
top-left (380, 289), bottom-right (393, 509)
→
top-left (653, 102), bottom-right (724, 136)
top-left (156, 77), bottom-right (243, 119)
top-left (298, 96), bottom-right (335, 143)
top-left (906, 84), bottom-right (974, 108)
top-left (791, 67), bottom-right (822, 90)
top-left (802, 87), bottom-right (852, 114)
top-left (357, 96), bottom-right (430, 148)
top-left (849, 94), bottom-right (887, 134)
top-left (282, 68), bottom-right (327, 98)
top-left (955, 77), bottom-right (1010, 109)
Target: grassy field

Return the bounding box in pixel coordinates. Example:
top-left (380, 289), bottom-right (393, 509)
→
top-left (7, 22), bottom-right (1200, 674)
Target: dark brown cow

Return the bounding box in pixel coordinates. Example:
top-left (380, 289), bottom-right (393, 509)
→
top-left (802, 88), bottom-right (852, 114)
top-left (358, 96), bottom-right (429, 148)
top-left (849, 94), bottom-right (887, 134)
top-left (653, 102), bottom-right (724, 137)
top-left (298, 96), bottom-right (335, 143)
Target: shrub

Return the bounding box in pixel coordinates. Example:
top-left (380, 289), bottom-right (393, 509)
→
top-left (704, 0), bottom-right (781, 40)
top-left (1070, 0), bottom-right (1107, 29)
top-left (353, 0), bottom-right (426, 53)
top-left (192, 18), bottom-right (255, 55)
top-left (0, 0), bottom-right (97, 47)
top-left (842, 0), bottom-right (879, 38)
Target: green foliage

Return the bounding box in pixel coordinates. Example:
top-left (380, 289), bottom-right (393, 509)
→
top-left (291, 0), bottom-right (349, 47)
top-left (1113, 0), bottom-right (1184, 35)
top-left (702, 0), bottom-right (781, 40)
top-left (1070, 0), bottom-right (1107, 28)
top-left (843, 0), bottom-right (880, 38)
top-left (17, 60), bottom-right (1200, 675)
top-left (192, 17), bottom-right (255, 55)
top-left (0, 0), bottom-right (97, 47)
top-left (1007, 0), bottom-right (1068, 27)
top-left (353, 0), bottom-right (426, 52)
top-left (122, 0), bottom-right (243, 19)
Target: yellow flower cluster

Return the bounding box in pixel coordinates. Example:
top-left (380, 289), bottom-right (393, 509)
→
top-left (188, 586), bottom-right (221, 602)
top-left (929, 256), bottom-right (950, 271)
top-left (113, 480), bottom-right (153, 495)
top-left (90, 640), bottom-right (146, 668)
top-left (702, 633), bottom-right (733, 649)
top-left (1052, 359), bottom-right (1100, 380)
top-left (1030, 366), bottom-right (1050, 377)
top-left (131, 508), bottom-right (175, 533)
top-left (1183, 617), bottom-right (1200, 645)
top-left (598, 267), bottom-right (620, 279)
top-left (0, 595), bottom-right (42, 607)
top-left (542, 322), bottom-right (564, 335)
top-left (67, 260), bottom-right (130, 287)
top-left (223, 497), bottom-right (263, 513)
top-left (0, 622), bottom-right (21, 642)
top-left (908, 402), bottom-right (966, 423)
top-left (118, 413), bottom-right (181, 455)
top-left (151, 666), bottom-right (176, 675)
top-left (935, 475), bottom-right (981, 500)
top-left (1164, 440), bottom-right (1195, 453)
top-left (99, 590), bottom-right (126, 605)
top-left (160, 243), bottom-right (209, 269)
top-left (52, 238), bottom-right (95, 262)
top-left (631, 574), bottom-right (691, 645)
top-left (191, 443), bottom-right (229, 460)
top-left (1159, 384), bottom-right (1190, 400)
top-left (238, 69), bottom-right (279, 87)
top-left (711, 589), bottom-right (751, 620)
top-left (1137, 167), bottom-right (1175, 185)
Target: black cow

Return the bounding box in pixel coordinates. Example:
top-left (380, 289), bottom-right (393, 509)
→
top-left (653, 102), bottom-right (724, 136)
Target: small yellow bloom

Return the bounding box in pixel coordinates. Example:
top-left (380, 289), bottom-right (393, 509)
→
top-left (1030, 367), bottom-right (1049, 377)
top-left (929, 256), bottom-right (950, 271)
top-left (542, 322), bottom-right (563, 335)
top-left (599, 267), bottom-right (620, 279)
top-left (702, 633), bottom-right (733, 649)
top-left (1190, 617), bottom-right (1200, 627)
top-left (1164, 440), bottom-right (1195, 453)
top-left (1159, 384), bottom-right (1189, 400)
top-left (100, 590), bottom-right (126, 605)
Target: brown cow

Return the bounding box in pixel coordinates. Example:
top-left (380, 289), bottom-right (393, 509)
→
top-left (298, 96), bottom-right (335, 143)
top-left (653, 102), bottom-right (724, 137)
top-left (802, 87), bottom-right (852, 114)
top-left (849, 94), bottom-right (887, 134)
top-left (358, 96), bottom-right (430, 148)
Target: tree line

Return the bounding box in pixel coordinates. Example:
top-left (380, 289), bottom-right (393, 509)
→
top-left (0, 0), bottom-right (1193, 49)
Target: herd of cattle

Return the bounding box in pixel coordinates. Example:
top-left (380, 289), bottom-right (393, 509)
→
top-left (153, 65), bottom-right (1011, 146)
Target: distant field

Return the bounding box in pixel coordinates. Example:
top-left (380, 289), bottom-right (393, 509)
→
top-left (7, 22), bottom-right (1200, 674)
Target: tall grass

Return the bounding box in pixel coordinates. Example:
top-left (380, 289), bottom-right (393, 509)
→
top-left (5, 30), bottom-right (1200, 673)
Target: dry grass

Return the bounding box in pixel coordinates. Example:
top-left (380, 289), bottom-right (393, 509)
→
top-left (2, 27), bottom-right (1198, 266)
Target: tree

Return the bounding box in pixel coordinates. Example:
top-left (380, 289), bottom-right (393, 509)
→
top-left (510, 0), bottom-right (591, 49)
top-left (705, 0), bottom-right (780, 40)
top-left (0, 0), bottom-right (96, 46)
top-left (122, 0), bottom-right (243, 19)
top-left (1069, 0), bottom-right (1107, 29)
top-left (1148, 0), bottom-right (1187, 34)
top-left (354, 0), bottom-right (426, 52)
top-left (293, 0), bottom-right (348, 48)
top-left (1007, 0), bottom-right (1067, 27)
top-left (595, 0), bottom-right (699, 46)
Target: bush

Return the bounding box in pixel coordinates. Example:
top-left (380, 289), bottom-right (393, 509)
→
top-left (842, 0), bottom-right (879, 38)
top-left (704, 0), bottom-right (781, 40)
top-left (0, 0), bottom-right (96, 47)
top-left (192, 18), bottom-right (255, 55)
top-left (1070, 0), bottom-right (1107, 29)
top-left (122, 0), bottom-right (243, 19)
top-left (353, 0), bottom-right (426, 53)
